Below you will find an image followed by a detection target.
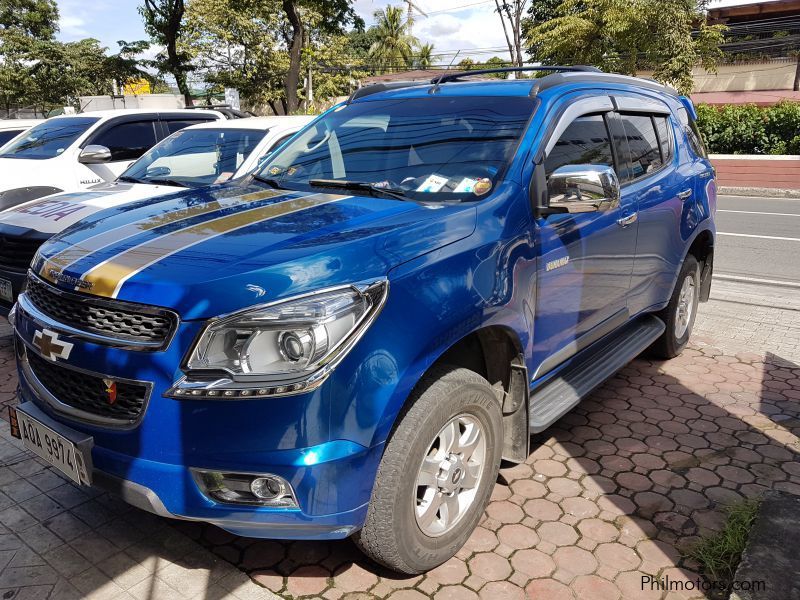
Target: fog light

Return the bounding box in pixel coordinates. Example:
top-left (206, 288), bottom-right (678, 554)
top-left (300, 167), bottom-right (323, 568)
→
top-left (250, 476), bottom-right (284, 500)
top-left (192, 469), bottom-right (297, 508)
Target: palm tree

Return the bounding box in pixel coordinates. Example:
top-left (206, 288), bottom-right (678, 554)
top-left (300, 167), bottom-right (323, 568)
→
top-left (369, 6), bottom-right (418, 73)
top-left (415, 43), bottom-right (435, 69)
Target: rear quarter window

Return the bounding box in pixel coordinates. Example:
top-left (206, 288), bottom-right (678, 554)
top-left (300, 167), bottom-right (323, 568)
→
top-left (677, 107), bottom-right (708, 158)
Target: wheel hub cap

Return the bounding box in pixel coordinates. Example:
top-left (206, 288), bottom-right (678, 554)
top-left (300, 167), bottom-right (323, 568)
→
top-left (414, 414), bottom-right (486, 537)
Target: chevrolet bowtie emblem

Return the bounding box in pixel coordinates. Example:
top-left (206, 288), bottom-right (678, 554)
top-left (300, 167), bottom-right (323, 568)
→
top-left (32, 329), bottom-right (74, 362)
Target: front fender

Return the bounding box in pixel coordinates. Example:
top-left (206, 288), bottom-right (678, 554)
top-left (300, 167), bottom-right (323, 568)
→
top-left (324, 193), bottom-right (538, 450)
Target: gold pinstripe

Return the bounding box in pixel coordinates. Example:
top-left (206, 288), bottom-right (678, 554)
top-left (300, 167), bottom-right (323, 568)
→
top-left (80, 193), bottom-right (345, 298)
top-left (38, 189), bottom-right (284, 284)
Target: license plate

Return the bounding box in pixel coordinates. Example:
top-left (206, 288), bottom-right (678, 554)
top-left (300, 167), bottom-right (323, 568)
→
top-left (9, 406), bottom-right (92, 485)
top-left (0, 277), bottom-right (12, 303)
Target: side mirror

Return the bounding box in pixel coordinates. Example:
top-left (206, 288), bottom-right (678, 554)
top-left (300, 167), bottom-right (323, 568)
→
top-left (78, 144), bottom-right (112, 164)
top-left (545, 164), bottom-right (620, 214)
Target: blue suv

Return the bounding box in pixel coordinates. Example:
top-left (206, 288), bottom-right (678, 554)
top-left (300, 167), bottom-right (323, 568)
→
top-left (10, 67), bottom-right (716, 574)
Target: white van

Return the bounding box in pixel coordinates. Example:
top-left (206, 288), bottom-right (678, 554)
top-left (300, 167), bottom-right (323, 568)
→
top-left (0, 109), bottom-right (222, 209)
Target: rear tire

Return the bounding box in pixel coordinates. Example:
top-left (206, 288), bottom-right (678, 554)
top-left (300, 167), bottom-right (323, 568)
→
top-left (651, 254), bottom-right (700, 359)
top-left (354, 366), bottom-right (503, 574)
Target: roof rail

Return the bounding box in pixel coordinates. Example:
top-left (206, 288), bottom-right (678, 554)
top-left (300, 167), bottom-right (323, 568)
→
top-left (430, 65), bottom-right (602, 84)
top-left (530, 71), bottom-right (679, 97)
top-left (348, 81), bottom-right (429, 102)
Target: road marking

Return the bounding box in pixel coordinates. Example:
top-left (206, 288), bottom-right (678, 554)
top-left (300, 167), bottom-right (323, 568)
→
top-left (717, 232), bottom-right (800, 242)
top-left (715, 274), bottom-right (800, 289)
top-left (718, 210), bottom-right (800, 217)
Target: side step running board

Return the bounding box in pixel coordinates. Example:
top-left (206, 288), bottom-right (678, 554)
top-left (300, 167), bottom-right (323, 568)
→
top-left (529, 315), bottom-right (665, 433)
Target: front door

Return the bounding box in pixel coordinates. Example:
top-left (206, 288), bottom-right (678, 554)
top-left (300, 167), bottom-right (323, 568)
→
top-left (532, 109), bottom-right (638, 378)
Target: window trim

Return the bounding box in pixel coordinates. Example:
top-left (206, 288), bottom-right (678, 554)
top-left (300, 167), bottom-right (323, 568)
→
top-left (653, 114), bottom-right (675, 166)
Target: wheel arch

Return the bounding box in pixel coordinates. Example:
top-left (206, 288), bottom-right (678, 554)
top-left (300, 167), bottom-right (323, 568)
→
top-left (397, 325), bottom-right (530, 463)
top-left (685, 227), bottom-right (715, 302)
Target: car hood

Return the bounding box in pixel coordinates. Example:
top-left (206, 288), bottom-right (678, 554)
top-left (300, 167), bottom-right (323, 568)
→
top-left (0, 182), bottom-right (186, 235)
top-left (34, 182), bottom-right (478, 319)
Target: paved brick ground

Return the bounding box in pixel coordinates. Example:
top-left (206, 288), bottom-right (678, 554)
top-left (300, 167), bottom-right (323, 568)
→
top-left (0, 280), bottom-right (798, 599)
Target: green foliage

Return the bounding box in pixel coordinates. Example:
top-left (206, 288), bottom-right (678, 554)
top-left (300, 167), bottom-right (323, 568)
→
top-left (414, 43), bottom-right (435, 69)
top-left (185, 0), bottom-right (364, 113)
top-left (368, 5), bottom-right (418, 72)
top-left (685, 498), bottom-right (760, 587)
top-left (696, 102), bottom-right (800, 155)
top-left (140, 0), bottom-right (194, 103)
top-left (525, 0), bottom-right (727, 94)
top-left (0, 0), bottom-right (58, 39)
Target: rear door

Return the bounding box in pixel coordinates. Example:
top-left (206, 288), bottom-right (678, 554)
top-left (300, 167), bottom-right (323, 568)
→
top-left (610, 93), bottom-right (692, 315)
top-left (532, 95), bottom-right (638, 376)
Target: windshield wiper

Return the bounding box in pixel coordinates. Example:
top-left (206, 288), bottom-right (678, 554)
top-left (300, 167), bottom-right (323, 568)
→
top-left (146, 178), bottom-right (185, 187)
top-left (309, 179), bottom-right (410, 202)
top-left (252, 174), bottom-right (290, 190)
top-left (117, 175), bottom-right (144, 184)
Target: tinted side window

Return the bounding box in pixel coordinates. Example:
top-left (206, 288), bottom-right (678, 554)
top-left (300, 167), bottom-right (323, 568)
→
top-left (164, 119), bottom-right (215, 135)
top-left (544, 114), bottom-right (615, 177)
top-left (654, 116), bottom-right (673, 163)
top-left (677, 107), bottom-right (708, 158)
top-left (620, 114), bottom-right (661, 180)
top-left (91, 121), bottom-right (158, 161)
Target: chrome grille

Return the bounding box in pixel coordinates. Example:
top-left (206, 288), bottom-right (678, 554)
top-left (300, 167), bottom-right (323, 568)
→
top-left (24, 274), bottom-right (177, 349)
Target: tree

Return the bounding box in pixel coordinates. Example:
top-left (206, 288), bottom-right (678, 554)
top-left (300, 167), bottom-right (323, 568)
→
top-left (414, 42), bottom-right (434, 69)
top-left (494, 0), bottom-right (529, 67)
top-left (184, 0), bottom-right (287, 112)
top-left (525, 0), bottom-right (727, 93)
top-left (457, 57), bottom-right (477, 71)
top-left (279, 0), bottom-right (362, 113)
top-left (0, 0), bottom-right (58, 39)
top-left (140, 0), bottom-right (194, 106)
top-left (369, 5), bottom-right (417, 73)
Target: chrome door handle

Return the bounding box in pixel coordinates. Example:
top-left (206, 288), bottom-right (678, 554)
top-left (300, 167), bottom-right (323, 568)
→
top-left (617, 212), bottom-right (638, 227)
top-left (677, 189), bottom-right (693, 201)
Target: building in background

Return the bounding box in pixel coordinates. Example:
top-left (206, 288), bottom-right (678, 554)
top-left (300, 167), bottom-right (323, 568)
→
top-left (692, 0), bottom-right (800, 105)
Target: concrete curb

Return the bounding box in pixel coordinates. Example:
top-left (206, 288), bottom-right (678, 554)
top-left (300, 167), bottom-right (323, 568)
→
top-left (719, 186), bottom-right (800, 199)
top-left (730, 491), bottom-right (800, 600)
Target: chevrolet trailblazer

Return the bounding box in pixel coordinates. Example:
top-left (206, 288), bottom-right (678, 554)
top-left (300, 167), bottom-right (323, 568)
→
top-left (10, 67), bottom-right (716, 574)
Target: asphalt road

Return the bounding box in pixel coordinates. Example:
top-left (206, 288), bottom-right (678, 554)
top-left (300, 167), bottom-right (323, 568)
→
top-left (715, 194), bottom-right (800, 285)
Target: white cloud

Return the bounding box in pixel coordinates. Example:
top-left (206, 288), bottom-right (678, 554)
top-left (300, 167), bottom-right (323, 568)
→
top-left (59, 14), bottom-right (87, 37)
top-left (354, 0), bottom-right (512, 64)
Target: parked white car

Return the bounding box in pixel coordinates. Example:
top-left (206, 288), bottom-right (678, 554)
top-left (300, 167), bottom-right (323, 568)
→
top-left (0, 119), bottom-right (43, 148)
top-left (0, 115), bottom-right (314, 310)
top-left (0, 109), bottom-right (223, 210)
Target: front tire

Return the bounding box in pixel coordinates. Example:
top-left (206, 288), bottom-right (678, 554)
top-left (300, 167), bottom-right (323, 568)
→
top-left (354, 366), bottom-right (503, 574)
top-left (651, 254), bottom-right (700, 358)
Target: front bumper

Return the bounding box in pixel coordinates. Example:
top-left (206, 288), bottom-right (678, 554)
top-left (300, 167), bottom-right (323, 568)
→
top-left (15, 390), bottom-right (382, 540)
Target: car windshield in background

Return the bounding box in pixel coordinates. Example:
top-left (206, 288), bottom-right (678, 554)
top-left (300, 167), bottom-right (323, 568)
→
top-left (122, 128), bottom-right (268, 188)
top-left (0, 117), bottom-right (99, 160)
top-left (0, 129), bottom-right (24, 146)
top-left (257, 96), bottom-right (536, 201)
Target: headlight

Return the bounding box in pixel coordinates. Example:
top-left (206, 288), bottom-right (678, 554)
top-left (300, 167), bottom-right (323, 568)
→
top-left (169, 280), bottom-right (388, 399)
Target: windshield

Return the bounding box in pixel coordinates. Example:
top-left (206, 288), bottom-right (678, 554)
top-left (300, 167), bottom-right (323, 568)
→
top-left (0, 117), bottom-right (98, 160)
top-left (257, 96), bottom-right (535, 201)
top-left (121, 127), bottom-right (268, 188)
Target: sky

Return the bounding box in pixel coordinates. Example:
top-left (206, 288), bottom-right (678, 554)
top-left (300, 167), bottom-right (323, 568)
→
top-left (54, 0), bottom-right (779, 65)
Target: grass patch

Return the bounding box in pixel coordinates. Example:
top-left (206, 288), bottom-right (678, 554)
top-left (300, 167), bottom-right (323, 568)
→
top-left (686, 498), bottom-right (761, 587)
